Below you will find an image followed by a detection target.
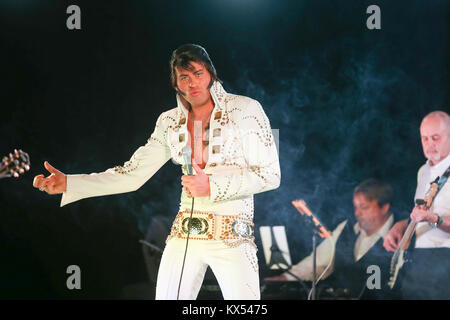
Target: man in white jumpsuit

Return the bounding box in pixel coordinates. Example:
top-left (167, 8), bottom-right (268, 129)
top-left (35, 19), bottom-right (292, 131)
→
top-left (33, 44), bottom-right (281, 300)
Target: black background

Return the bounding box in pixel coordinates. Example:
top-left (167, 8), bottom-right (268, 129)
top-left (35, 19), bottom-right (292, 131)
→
top-left (0, 0), bottom-right (449, 299)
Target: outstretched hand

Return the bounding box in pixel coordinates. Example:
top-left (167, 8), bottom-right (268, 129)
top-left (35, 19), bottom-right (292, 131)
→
top-left (33, 161), bottom-right (67, 194)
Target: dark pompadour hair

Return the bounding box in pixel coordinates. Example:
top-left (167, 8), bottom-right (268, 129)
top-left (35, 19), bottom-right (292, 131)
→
top-left (169, 44), bottom-right (221, 88)
top-left (354, 178), bottom-right (393, 207)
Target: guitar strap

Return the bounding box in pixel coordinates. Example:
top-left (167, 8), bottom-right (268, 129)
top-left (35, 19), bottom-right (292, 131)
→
top-left (414, 163), bottom-right (450, 238)
top-left (422, 163), bottom-right (450, 208)
top-left (436, 165), bottom-right (450, 192)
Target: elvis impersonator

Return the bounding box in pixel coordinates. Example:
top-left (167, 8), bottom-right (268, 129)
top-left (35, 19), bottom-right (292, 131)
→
top-left (33, 44), bottom-right (281, 300)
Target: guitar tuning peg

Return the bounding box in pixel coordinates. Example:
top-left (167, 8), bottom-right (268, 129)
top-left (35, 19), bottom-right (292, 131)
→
top-left (11, 168), bottom-right (19, 177)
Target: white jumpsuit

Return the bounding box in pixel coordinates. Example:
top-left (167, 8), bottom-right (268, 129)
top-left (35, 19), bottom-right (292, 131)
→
top-left (60, 81), bottom-right (281, 300)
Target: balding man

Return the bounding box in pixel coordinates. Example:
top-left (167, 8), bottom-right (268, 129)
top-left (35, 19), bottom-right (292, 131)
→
top-left (384, 110), bottom-right (450, 299)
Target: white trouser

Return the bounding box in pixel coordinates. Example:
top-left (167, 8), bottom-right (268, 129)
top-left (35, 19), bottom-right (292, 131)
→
top-left (155, 238), bottom-right (260, 300)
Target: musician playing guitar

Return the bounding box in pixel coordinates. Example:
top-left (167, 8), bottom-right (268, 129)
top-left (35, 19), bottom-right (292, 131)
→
top-left (384, 111), bottom-right (450, 299)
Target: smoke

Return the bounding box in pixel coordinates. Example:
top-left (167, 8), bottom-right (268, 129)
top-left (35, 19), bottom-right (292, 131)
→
top-left (223, 37), bottom-right (438, 263)
top-left (1, 0), bottom-right (449, 299)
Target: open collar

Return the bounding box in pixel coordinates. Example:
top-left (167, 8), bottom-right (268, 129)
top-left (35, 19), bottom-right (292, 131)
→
top-left (425, 153), bottom-right (450, 175)
top-left (353, 213), bottom-right (394, 239)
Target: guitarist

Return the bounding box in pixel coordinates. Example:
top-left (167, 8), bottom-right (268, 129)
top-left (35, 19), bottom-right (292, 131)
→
top-left (383, 111), bottom-right (450, 299)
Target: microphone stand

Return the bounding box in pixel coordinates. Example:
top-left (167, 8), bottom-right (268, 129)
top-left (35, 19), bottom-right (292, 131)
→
top-left (291, 200), bottom-right (332, 300)
top-left (311, 229), bottom-right (317, 300)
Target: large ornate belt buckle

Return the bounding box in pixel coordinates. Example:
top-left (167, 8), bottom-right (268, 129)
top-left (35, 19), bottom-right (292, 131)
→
top-left (231, 220), bottom-right (253, 238)
top-left (181, 217), bottom-right (209, 235)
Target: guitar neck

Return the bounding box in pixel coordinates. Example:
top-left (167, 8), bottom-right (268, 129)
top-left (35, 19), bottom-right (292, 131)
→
top-left (398, 220), bottom-right (417, 250)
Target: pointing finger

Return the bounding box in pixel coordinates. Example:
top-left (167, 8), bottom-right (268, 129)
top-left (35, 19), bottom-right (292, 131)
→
top-left (44, 161), bottom-right (59, 174)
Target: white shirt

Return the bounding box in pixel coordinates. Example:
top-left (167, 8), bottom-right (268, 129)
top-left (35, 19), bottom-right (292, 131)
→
top-left (353, 214), bottom-right (393, 261)
top-left (414, 153), bottom-right (450, 248)
top-left (284, 215), bottom-right (393, 281)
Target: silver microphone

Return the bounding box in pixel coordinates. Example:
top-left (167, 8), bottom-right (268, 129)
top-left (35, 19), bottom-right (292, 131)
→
top-left (182, 146), bottom-right (193, 176)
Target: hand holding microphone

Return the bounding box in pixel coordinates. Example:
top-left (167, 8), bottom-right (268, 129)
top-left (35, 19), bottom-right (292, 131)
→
top-left (181, 146), bottom-right (211, 197)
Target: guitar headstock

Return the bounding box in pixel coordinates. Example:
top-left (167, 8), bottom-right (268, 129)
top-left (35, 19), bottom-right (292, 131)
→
top-left (291, 199), bottom-right (332, 238)
top-left (0, 149), bottom-right (30, 179)
top-left (291, 199), bottom-right (310, 216)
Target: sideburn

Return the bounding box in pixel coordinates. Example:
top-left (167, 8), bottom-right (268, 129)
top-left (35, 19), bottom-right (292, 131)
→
top-left (176, 90), bottom-right (192, 112)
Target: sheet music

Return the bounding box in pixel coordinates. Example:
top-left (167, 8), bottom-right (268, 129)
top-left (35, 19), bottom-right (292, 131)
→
top-left (260, 226), bottom-right (292, 270)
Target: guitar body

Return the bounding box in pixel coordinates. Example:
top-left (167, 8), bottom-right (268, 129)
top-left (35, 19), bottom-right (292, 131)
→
top-left (388, 181), bottom-right (438, 290)
top-left (388, 247), bottom-right (413, 290)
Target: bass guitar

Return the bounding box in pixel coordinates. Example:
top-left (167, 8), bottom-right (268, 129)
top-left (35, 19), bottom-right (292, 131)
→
top-left (387, 178), bottom-right (438, 289)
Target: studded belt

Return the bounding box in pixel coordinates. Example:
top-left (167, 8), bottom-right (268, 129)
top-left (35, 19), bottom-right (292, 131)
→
top-left (166, 210), bottom-right (254, 242)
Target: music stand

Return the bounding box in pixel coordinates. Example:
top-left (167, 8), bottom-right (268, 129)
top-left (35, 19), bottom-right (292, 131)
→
top-left (260, 226), bottom-right (292, 270)
top-left (260, 226), bottom-right (310, 294)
